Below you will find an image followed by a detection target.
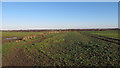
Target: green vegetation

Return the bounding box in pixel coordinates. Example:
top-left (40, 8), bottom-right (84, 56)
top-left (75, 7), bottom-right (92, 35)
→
top-left (2, 32), bottom-right (45, 39)
top-left (2, 31), bottom-right (120, 66)
top-left (81, 30), bottom-right (119, 39)
top-left (2, 31), bottom-right (58, 55)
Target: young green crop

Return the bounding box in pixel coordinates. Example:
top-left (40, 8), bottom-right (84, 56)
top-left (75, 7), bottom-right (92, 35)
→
top-left (2, 31), bottom-right (120, 66)
top-left (21, 31), bottom-right (120, 66)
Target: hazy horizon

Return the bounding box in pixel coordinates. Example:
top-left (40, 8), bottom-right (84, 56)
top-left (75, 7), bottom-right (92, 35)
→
top-left (2, 2), bottom-right (118, 30)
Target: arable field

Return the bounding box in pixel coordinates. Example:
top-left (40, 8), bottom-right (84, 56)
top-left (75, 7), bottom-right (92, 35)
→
top-left (2, 30), bottom-right (120, 66)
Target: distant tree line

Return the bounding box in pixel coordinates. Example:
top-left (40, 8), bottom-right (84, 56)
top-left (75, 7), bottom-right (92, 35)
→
top-left (1, 28), bottom-right (119, 32)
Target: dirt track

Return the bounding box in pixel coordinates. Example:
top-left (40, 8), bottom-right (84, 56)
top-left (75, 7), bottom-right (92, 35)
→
top-left (2, 37), bottom-right (50, 66)
top-left (81, 33), bottom-right (120, 45)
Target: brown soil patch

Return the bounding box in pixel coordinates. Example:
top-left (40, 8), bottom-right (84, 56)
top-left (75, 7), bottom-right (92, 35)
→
top-left (2, 48), bottom-right (33, 66)
top-left (2, 37), bottom-right (48, 66)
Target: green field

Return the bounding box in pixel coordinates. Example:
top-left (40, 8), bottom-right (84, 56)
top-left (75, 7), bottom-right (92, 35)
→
top-left (2, 30), bottom-right (120, 66)
top-left (82, 30), bottom-right (119, 39)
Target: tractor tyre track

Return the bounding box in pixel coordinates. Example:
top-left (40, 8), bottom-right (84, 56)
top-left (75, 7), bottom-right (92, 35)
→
top-left (81, 32), bottom-right (120, 45)
top-left (2, 37), bottom-right (49, 66)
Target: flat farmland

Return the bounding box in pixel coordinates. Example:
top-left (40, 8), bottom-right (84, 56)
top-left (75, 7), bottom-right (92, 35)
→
top-left (82, 30), bottom-right (119, 39)
top-left (2, 30), bottom-right (120, 66)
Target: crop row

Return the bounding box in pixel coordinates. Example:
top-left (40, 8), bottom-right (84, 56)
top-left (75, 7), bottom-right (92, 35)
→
top-left (22, 31), bottom-right (120, 66)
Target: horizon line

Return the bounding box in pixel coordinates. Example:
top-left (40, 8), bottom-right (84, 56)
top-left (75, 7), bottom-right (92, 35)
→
top-left (0, 28), bottom-right (120, 31)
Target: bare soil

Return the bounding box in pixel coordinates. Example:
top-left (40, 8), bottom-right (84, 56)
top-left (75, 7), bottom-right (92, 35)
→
top-left (2, 37), bottom-right (51, 66)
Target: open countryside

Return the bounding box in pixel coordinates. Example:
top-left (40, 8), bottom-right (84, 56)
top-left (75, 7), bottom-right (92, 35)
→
top-left (2, 29), bottom-right (120, 66)
top-left (2, 2), bottom-right (119, 67)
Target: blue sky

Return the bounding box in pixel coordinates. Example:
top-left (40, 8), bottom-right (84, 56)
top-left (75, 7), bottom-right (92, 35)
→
top-left (2, 2), bottom-right (118, 30)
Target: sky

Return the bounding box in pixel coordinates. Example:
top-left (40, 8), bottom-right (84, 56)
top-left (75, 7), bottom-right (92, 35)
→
top-left (2, 0), bottom-right (120, 2)
top-left (2, 2), bottom-right (118, 30)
